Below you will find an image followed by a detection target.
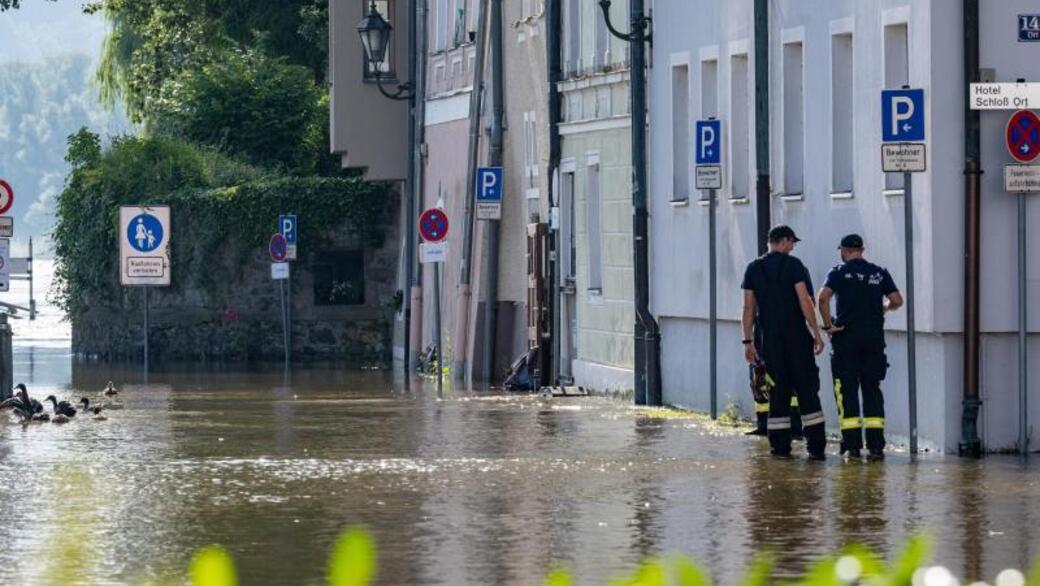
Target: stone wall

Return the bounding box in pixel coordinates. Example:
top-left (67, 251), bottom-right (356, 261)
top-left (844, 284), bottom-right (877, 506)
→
top-left (72, 197), bottom-right (400, 366)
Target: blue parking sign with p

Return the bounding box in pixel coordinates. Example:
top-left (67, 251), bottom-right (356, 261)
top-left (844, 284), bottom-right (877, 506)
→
top-left (695, 120), bottom-right (722, 165)
top-left (279, 214), bottom-right (297, 245)
top-left (881, 88), bottom-right (925, 142)
top-left (476, 167), bottom-right (503, 202)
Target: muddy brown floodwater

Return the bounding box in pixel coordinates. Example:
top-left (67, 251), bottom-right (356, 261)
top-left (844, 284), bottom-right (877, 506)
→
top-left (0, 345), bottom-right (1038, 585)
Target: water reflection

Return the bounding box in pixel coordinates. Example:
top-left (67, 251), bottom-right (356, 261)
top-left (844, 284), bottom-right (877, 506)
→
top-left (0, 352), bottom-right (1038, 584)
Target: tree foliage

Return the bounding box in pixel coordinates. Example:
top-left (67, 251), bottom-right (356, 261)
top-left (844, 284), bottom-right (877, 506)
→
top-left (91, 0), bottom-right (328, 124)
top-left (155, 49), bottom-right (324, 173)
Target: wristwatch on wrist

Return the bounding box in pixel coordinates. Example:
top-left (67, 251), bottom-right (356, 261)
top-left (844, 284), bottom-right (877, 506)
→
top-left (742, 339), bottom-right (753, 345)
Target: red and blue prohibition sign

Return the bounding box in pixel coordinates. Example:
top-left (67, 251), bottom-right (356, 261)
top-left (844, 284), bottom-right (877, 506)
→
top-left (1006, 110), bottom-right (1040, 163)
top-left (418, 208), bottom-right (449, 243)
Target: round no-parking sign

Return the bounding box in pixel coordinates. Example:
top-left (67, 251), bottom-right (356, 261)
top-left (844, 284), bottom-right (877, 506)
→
top-left (1006, 110), bottom-right (1040, 163)
top-left (0, 180), bottom-right (13, 215)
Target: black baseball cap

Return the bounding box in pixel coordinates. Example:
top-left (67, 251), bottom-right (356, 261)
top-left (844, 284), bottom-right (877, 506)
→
top-left (767, 225), bottom-right (800, 243)
top-left (839, 234), bottom-right (864, 249)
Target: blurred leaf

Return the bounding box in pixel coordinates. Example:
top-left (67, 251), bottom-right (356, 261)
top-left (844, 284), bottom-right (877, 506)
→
top-left (741, 554), bottom-right (775, 586)
top-left (190, 546), bottom-right (237, 586)
top-left (886, 534), bottom-right (932, 586)
top-left (608, 559), bottom-right (666, 586)
top-left (1027, 556), bottom-right (1040, 586)
top-left (543, 567), bottom-right (575, 586)
top-left (327, 527), bottom-right (376, 586)
top-left (673, 556), bottom-right (712, 586)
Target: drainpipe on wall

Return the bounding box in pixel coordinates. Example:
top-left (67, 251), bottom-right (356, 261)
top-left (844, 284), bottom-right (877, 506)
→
top-left (410, 0), bottom-right (429, 374)
top-left (960, 0), bottom-right (983, 457)
top-left (456, 0), bottom-right (490, 382)
top-left (405, 0), bottom-right (427, 376)
top-left (546, 0), bottom-right (562, 386)
top-left (753, 0), bottom-right (770, 253)
top-left (481, 0), bottom-right (504, 382)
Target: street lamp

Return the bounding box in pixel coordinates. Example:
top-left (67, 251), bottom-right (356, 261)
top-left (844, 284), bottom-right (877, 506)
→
top-left (357, 1), bottom-right (415, 100)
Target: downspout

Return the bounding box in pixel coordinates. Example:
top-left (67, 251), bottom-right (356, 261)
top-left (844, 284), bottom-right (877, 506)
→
top-left (753, 0), bottom-right (770, 253)
top-left (455, 0), bottom-right (490, 381)
top-left (404, 0), bottom-right (422, 376)
top-left (960, 0), bottom-right (982, 457)
top-left (409, 0), bottom-right (428, 374)
top-left (546, 0), bottom-right (562, 386)
top-left (481, 0), bottom-right (504, 382)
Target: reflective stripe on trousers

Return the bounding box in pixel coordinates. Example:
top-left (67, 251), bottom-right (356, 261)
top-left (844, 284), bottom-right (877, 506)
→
top-left (801, 410), bottom-right (825, 427)
top-left (864, 417), bottom-right (885, 430)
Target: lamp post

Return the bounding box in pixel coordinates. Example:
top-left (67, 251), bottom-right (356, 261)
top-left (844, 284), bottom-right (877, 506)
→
top-left (358, 1), bottom-right (419, 378)
top-left (598, 0), bottom-right (660, 407)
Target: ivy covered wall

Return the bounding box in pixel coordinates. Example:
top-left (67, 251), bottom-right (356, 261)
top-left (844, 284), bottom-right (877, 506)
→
top-left (55, 131), bottom-right (399, 364)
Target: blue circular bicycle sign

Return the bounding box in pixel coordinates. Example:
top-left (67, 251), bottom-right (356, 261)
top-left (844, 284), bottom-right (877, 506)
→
top-left (127, 213), bottom-right (164, 252)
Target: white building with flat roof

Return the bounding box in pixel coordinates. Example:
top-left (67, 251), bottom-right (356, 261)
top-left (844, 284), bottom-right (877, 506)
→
top-left (649, 0), bottom-right (1040, 452)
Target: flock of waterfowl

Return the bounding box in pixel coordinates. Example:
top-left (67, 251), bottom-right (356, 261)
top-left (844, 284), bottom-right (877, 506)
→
top-left (0, 382), bottom-right (122, 424)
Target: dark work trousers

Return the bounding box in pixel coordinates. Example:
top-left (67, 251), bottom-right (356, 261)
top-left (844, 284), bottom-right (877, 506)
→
top-left (763, 332), bottom-right (826, 456)
top-left (830, 328), bottom-right (888, 452)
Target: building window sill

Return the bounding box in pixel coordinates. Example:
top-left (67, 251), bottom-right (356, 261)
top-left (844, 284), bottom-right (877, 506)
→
top-left (729, 197), bottom-right (750, 205)
top-left (883, 188), bottom-right (905, 198)
top-left (670, 198), bottom-right (690, 207)
top-left (830, 191), bottom-right (855, 200)
top-left (779, 193), bottom-right (804, 202)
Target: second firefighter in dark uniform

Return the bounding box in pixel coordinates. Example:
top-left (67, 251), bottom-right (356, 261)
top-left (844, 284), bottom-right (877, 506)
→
top-left (741, 226), bottom-right (827, 459)
top-left (817, 234), bottom-right (903, 460)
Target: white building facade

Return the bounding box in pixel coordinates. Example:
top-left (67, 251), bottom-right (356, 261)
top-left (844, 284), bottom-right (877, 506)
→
top-left (650, 0), bottom-right (1040, 452)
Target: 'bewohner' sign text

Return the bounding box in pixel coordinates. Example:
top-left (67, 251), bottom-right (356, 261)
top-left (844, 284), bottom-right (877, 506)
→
top-left (970, 83), bottom-right (1040, 110)
top-left (881, 144), bottom-right (926, 173)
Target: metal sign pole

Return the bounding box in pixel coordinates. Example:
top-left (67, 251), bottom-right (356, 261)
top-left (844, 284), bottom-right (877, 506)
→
top-left (287, 264), bottom-right (292, 366)
top-left (709, 188), bottom-right (718, 420)
top-left (904, 171), bottom-right (918, 454)
top-left (28, 237), bottom-right (34, 321)
top-left (434, 261), bottom-right (443, 394)
top-left (279, 277), bottom-right (289, 365)
top-left (143, 286), bottom-right (150, 381)
top-left (1019, 192), bottom-right (1028, 455)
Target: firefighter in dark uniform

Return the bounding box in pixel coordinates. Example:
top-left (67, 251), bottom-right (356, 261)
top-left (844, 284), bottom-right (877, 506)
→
top-left (817, 234), bottom-right (903, 460)
top-left (741, 226), bottom-right (827, 459)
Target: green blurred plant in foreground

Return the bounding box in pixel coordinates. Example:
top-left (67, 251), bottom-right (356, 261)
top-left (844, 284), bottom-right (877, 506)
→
top-left (188, 529), bottom-right (1040, 586)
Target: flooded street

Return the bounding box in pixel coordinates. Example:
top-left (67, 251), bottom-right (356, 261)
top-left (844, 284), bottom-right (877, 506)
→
top-left (0, 344), bottom-right (1037, 585)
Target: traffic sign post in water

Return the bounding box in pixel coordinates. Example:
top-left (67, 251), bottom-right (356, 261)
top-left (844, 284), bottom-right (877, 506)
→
top-left (880, 87), bottom-right (926, 455)
top-left (694, 118), bottom-right (722, 420)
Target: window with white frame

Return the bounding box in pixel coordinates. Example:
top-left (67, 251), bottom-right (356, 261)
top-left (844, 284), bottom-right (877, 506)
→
top-left (435, 0), bottom-right (448, 50)
top-left (782, 41), bottom-right (804, 196)
top-left (452, 0), bottom-right (467, 46)
top-left (593, 1), bottom-right (609, 70)
top-left (831, 33), bottom-right (854, 194)
top-left (671, 62), bottom-right (690, 202)
top-left (730, 53), bottom-right (749, 199)
top-left (884, 22), bottom-right (908, 191)
top-left (585, 159), bottom-right (603, 292)
top-left (523, 111), bottom-right (540, 190)
top-left (701, 58), bottom-right (718, 118)
top-left (565, 0), bottom-right (582, 76)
